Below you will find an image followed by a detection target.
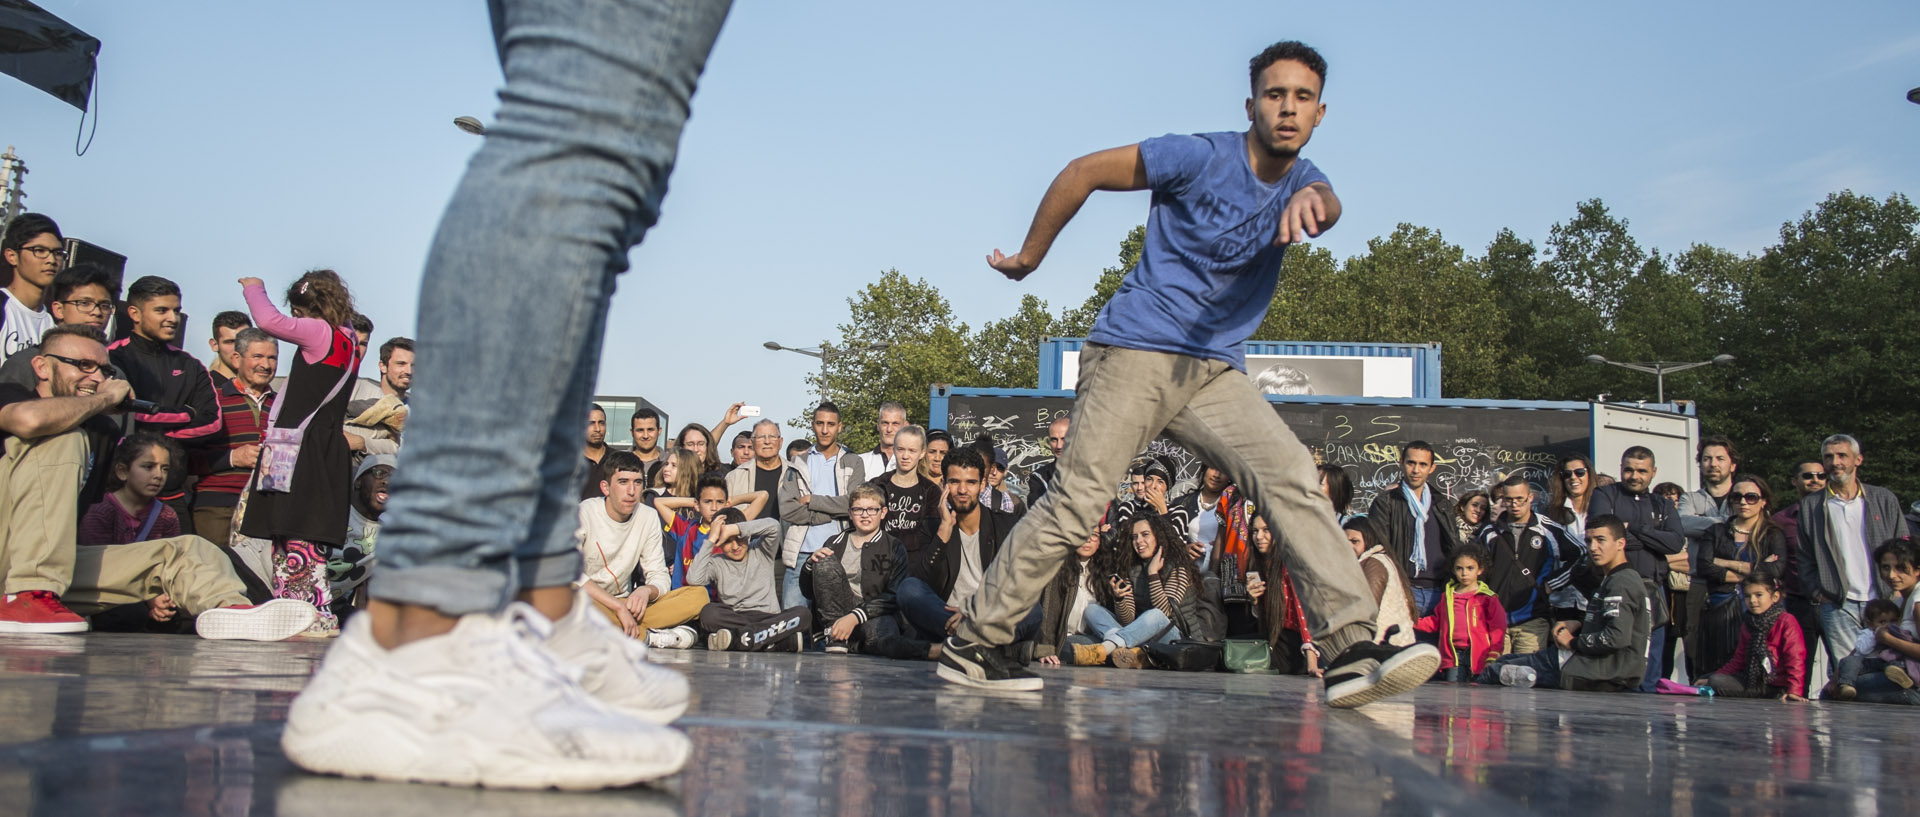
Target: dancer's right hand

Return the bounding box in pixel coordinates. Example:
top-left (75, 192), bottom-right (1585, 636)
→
top-left (987, 249), bottom-right (1037, 280)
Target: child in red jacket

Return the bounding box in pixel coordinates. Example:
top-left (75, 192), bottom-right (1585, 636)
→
top-left (1415, 545), bottom-right (1508, 682)
top-left (1702, 572), bottom-right (1809, 701)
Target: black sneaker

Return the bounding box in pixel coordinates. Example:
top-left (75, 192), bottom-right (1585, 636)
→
top-left (824, 637), bottom-right (850, 655)
top-left (1322, 638), bottom-right (1441, 709)
top-left (937, 636), bottom-right (1043, 691)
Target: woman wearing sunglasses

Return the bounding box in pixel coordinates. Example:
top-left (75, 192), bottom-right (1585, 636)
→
top-left (1692, 476), bottom-right (1788, 675)
top-left (1546, 456), bottom-right (1595, 542)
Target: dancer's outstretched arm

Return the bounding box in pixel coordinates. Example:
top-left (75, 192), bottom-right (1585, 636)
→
top-left (987, 144), bottom-right (1148, 280)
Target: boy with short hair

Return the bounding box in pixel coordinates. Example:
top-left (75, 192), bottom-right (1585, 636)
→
top-left (649, 475), bottom-right (768, 648)
top-left (579, 452), bottom-right (711, 648)
top-left (687, 507), bottom-right (809, 652)
top-left (801, 482), bottom-right (908, 654)
top-left (1477, 515), bottom-right (1651, 692)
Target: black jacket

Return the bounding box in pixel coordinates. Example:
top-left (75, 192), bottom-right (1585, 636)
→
top-left (800, 529), bottom-right (908, 624)
top-left (107, 333), bottom-right (223, 444)
top-left (912, 506), bottom-right (1021, 600)
top-left (1027, 461), bottom-right (1059, 508)
top-left (1694, 522), bottom-right (1787, 598)
top-left (1563, 563), bottom-right (1652, 691)
top-left (1366, 485), bottom-right (1462, 583)
top-left (1588, 484), bottom-right (1685, 586)
top-left (1473, 514), bottom-right (1585, 624)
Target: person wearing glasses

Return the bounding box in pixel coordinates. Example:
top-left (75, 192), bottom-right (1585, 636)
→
top-left (0, 263), bottom-right (119, 390)
top-left (1471, 474), bottom-right (1586, 656)
top-left (801, 483), bottom-right (907, 654)
top-left (1692, 475), bottom-right (1788, 675)
top-left (0, 213), bottom-right (66, 366)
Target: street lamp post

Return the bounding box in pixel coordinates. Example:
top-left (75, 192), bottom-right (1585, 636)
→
top-left (1584, 354), bottom-right (1735, 404)
top-left (453, 116), bottom-right (487, 136)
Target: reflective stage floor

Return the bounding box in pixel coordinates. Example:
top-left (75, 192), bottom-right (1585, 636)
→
top-left (1, 633), bottom-right (1915, 816)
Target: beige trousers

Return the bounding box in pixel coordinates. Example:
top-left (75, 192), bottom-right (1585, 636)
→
top-left (957, 344), bottom-right (1378, 656)
top-left (0, 431), bottom-right (88, 595)
top-left (64, 536), bottom-right (252, 616)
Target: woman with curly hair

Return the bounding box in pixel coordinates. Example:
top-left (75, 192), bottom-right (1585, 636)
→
top-left (1078, 512), bottom-right (1203, 669)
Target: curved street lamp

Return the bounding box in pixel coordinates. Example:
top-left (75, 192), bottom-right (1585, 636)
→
top-left (1584, 354), bottom-right (1735, 404)
top-left (453, 116), bottom-right (487, 136)
top-left (1908, 87), bottom-right (1920, 105)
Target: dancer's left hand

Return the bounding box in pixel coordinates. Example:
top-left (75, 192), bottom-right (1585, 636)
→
top-left (987, 249), bottom-right (1038, 281)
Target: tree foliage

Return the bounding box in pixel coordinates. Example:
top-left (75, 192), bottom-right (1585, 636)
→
top-left (803, 192), bottom-right (1920, 500)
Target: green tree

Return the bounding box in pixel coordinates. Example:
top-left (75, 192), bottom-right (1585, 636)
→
top-left (1709, 191), bottom-right (1920, 500)
top-left (972, 294), bottom-right (1058, 389)
top-left (798, 269), bottom-right (976, 451)
top-left (1056, 225), bottom-right (1145, 337)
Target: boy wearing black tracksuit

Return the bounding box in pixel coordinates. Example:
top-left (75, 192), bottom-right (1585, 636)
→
top-left (108, 277), bottom-right (223, 534)
top-left (1479, 514), bottom-right (1651, 692)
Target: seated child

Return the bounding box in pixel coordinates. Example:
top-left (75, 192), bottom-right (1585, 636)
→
top-left (1829, 539), bottom-right (1920, 702)
top-left (68, 432), bottom-right (317, 640)
top-left (687, 507), bottom-right (809, 652)
top-left (800, 484), bottom-right (908, 654)
top-left (1700, 572), bottom-right (1807, 700)
top-left (1414, 544), bottom-right (1507, 682)
top-left (1477, 515), bottom-right (1649, 692)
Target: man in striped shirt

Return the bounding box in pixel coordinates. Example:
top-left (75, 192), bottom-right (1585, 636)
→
top-left (191, 328), bottom-right (277, 548)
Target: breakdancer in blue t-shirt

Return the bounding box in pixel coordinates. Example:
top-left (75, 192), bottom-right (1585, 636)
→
top-left (939, 41), bottom-right (1440, 707)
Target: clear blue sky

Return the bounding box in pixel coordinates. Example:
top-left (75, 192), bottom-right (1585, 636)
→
top-left (6, 1), bottom-right (1917, 437)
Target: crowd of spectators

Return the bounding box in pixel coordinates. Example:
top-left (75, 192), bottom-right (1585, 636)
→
top-left (2, 209), bottom-right (1916, 708)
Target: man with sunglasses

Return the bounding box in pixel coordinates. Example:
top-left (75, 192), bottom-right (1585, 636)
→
top-left (0, 213), bottom-right (66, 367)
top-left (1772, 459), bottom-right (1827, 679)
top-left (0, 263), bottom-right (120, 390)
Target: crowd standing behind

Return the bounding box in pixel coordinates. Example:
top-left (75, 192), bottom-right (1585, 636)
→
top-left (0, 209), bottom-right (1916, 709)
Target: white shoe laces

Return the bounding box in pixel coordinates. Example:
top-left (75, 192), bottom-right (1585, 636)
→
top-left (493, 603), bottom-right (586, 689)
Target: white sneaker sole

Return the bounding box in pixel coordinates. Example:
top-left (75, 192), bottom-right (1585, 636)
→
top-left (282, 713), bottom-right (690, 790)
top-left (1325, 644), bottom-right (1441, 709)
top-left (0, 619), bottom-right (89, 634)
top-left (936, 662), bottom-right (1044, 692)
top-left (195, 599), bottom-right (318, 641)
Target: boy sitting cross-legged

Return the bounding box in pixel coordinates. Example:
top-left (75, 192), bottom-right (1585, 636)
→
top-left (687, 506), bottom-right (810, 652)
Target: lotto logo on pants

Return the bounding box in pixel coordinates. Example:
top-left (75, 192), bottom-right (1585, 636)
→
top-left (746, 613), bottom-right (805, 648)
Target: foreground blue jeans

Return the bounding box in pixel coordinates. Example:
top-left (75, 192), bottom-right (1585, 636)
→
top-left (371, 0), bottom-right (733, 614)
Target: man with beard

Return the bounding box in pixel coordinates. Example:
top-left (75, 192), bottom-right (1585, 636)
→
top-left (344, 338), bottom-right (414, 461)
top-left (954, 41), bottom-right (1438, 704)
top-left (1589, 446), bottom-right (1687, 690)
top-left (580, 403), bottom-right (610, 500)
top-left (0, 325), bottom-right (317, 640)
top-left (329, 454), bottom-right (395, 622)
top-left (1795, 434), bottom-right (1910, 669)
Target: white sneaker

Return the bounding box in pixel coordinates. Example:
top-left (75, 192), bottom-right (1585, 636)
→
top-left (646, 625), bottom-right (696, 650)
top-left (280, 603), bottom-right (689, 790)
top-left (1499, 664), bottom-right (1538, 689)
top-left (194, 599), bottom-right (318, 641)
top-left (544, 593), bottom-right (691, 724)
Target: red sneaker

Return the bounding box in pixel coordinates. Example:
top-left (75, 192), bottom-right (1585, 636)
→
top-left (0, 590), bottom-right (90, 634)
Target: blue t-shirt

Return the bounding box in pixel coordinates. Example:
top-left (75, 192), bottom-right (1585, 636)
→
top-left (1086, 131), bottom-right (1330, 370)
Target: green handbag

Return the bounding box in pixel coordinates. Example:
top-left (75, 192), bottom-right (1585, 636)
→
top-left (1222, 638), bottom-right (1279, 674)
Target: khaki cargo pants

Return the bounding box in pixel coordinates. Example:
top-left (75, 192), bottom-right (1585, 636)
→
top-left (957, 344), bottom-right (1378, 657)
